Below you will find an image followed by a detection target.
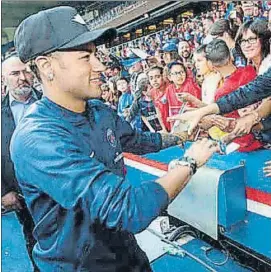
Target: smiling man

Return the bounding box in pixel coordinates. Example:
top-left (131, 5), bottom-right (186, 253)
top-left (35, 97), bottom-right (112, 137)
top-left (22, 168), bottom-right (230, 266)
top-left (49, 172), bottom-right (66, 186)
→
top-left (10, 6), bottom-right (218, 272)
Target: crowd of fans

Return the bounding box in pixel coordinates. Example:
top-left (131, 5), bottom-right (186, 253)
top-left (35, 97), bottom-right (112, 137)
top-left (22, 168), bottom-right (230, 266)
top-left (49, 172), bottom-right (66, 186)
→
top-left (110, 1), bottom-right (270, 58)
top-left (1, 3), bottom-right (270, 271)
top-left (94, 1), bottom-right (271, 156)
top-left (86, 1), bottom-right (147, 30)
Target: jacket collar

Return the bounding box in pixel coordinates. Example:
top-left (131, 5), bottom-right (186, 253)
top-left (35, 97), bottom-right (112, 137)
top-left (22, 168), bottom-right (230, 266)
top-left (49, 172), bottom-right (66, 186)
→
top-left (2, 88), bottom-right (41, 109)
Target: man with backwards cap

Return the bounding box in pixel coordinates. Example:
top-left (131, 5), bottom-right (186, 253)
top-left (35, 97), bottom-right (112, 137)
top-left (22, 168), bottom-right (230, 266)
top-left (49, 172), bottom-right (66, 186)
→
top-left (11, 6), bottom-right (218, 271)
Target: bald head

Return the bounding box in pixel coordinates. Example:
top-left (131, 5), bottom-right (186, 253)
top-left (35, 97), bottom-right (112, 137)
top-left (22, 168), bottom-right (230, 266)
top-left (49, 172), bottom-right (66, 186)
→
top-left (2, 55), bottom-right (34, 99)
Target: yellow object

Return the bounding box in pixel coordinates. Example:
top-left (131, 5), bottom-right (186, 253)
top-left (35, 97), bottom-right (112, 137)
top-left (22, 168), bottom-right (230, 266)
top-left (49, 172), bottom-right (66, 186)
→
top-left (163, 18), bottom-right (174, 24)
top-left (148, 25), bottom-right (156, 30)
top-left (208, 126), bottom-right (228, 141)
top-left (181, 11), bottom-right (193, 17)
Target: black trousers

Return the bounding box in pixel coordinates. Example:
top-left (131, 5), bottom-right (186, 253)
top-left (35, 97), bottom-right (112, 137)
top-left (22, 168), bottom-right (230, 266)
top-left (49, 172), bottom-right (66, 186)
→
top-left (15, 198), bottom-right (39, 272)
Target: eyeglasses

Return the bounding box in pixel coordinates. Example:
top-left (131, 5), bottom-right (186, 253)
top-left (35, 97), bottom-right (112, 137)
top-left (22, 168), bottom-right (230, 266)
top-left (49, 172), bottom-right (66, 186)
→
top-left (170, 71), bottom-right (186, 76)
top-left (239, 37), bottom-right (258, 47)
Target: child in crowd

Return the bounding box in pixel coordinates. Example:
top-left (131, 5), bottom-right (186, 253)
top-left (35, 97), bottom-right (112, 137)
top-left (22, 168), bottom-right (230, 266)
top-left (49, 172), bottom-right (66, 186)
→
top-left (139, 84), bottom-right (167, 133)
top-left (101, 83), bottom-right (116, 110)
top-left (147, 66), bottom-right (170, 131)
top-left (116, 77), bottom-right (133, 118)
top-left (116, 77), bottom-right (142, 131)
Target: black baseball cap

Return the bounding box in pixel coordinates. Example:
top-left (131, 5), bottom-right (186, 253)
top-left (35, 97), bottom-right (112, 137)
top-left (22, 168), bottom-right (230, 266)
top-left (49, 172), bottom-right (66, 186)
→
top-left (14, 6), bottom-right (117, 63)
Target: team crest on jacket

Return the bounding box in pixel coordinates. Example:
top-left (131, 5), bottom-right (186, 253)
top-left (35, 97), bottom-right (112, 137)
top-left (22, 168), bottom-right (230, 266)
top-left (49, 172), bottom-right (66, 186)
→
top-left (106, 128), bottom-right (117, 147)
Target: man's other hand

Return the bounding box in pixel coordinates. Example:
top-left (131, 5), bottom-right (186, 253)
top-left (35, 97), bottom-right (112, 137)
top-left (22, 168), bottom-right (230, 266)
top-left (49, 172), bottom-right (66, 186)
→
top-left (184, 138), bottom-right (220, 167)
top-left (2, 191), bottom-right (23, 211)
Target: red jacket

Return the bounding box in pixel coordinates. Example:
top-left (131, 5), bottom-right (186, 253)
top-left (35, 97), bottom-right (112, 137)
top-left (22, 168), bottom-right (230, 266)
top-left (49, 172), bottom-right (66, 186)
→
top-left (215, 66), bottom-right (263, 152)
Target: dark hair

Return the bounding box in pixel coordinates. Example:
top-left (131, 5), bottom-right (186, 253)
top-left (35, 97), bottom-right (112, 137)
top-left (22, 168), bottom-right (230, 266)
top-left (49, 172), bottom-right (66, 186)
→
top-left (164, 50), bottom-right (180, 62)
top-left (205, 39), bottom-right (231, 67)
top-left (29, 52), bottom-right (54, 82)
top-left (235, 19), bottom-right (271, 60)
top-left (194, 44), bottom-right (207, 55)
top-left (146, 65), bottom-right (163, 76)
top-left (29, 60), bottom-right (42, 82)
top-left (116, 77), bottom-right (129, 83)
top-left (167, 61), bottom-right (186, 72)
top-left (205, 16), bottom-right (214, 23)
top-left (137, 77), bottom-right (149, 93)
top-left (111, 65), bottom-right (121, 71)
top-left (210, 19), bottom-right (233, 38)
top-left (101, 83), bottom-right (109, 92)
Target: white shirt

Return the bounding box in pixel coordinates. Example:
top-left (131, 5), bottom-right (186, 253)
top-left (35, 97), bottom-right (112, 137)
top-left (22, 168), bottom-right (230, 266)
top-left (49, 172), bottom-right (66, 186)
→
top-left (201, 72), bottom-right (222, 104)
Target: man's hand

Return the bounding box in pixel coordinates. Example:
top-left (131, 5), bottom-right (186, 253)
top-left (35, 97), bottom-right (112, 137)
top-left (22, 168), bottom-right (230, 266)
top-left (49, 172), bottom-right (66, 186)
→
top-left (2, 191), bottom-right (23, 211)
top-left (176, 93), bottom-right (204, 108)
top-left (199, 115), bottom-right (215, 130)
top-left (211, 116), bottom-right (236, 133)
top-left (176, 93), bottom-right (196, 104)
top-left (167, 104), bottom-right (221, 136)
top-left (157, 138), bottom-right (219, 200)
top-left (184, 138), bottom-right (220, 167)
top-left (263, 161), bottom-right (271, 178)
top-left (168, 110), bottom-right (202, 136)
top-left (226, 113), bottom-right (257, 138)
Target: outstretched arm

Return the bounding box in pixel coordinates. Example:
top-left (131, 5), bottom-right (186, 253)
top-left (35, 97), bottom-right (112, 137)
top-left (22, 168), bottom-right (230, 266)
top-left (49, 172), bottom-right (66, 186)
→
top-left (168, 68), bottom-right (271, 135)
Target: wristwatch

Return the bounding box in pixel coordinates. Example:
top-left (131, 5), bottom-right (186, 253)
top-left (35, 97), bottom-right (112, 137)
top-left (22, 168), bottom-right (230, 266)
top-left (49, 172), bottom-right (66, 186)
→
top-left (168, 156), bottom-right (198, 176)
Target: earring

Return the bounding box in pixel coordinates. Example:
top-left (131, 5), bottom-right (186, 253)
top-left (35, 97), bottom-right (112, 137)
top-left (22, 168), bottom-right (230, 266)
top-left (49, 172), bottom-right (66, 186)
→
top-left (47, 72), bottom-right (54, 81)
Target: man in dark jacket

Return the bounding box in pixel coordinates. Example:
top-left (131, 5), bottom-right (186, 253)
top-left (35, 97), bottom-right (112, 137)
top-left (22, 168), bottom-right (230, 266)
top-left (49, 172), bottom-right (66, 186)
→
top-left (2, 54), bottom-right (41, 271)
top-left (10, 7), bottom-right (218, 271)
